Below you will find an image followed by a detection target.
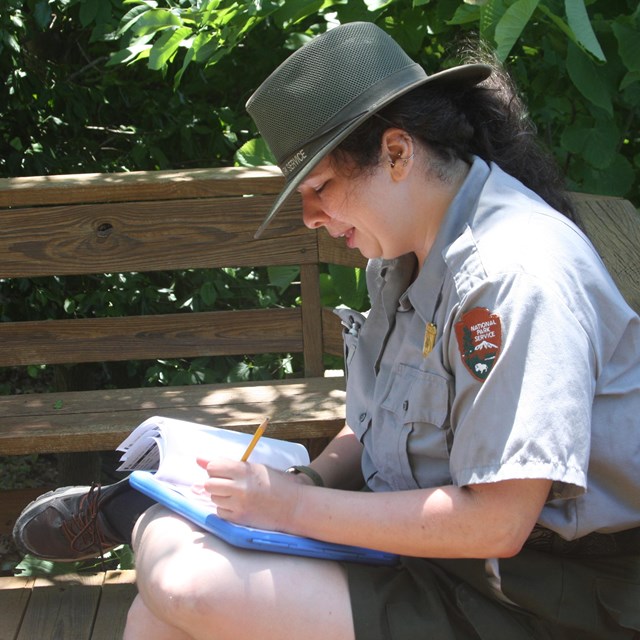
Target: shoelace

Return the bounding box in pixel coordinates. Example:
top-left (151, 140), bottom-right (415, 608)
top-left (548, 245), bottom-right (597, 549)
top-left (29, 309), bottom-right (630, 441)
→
top-left (60, 483), bottom-right (110, 561)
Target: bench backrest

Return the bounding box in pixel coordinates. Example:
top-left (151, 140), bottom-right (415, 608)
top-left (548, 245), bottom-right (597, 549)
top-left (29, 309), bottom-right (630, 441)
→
top-left (0, 169), bottom-right (638, 380)
top-left (0, 167), bottom-right (365, 383)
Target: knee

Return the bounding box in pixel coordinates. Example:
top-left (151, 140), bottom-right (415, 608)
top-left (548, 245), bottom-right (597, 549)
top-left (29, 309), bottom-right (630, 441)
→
top-left (134, 531), bottom-right (234, 622)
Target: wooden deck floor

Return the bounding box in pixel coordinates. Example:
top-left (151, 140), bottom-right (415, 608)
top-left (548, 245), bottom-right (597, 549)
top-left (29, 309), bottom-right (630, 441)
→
top-left (0, 570), bottom-right (136, 640)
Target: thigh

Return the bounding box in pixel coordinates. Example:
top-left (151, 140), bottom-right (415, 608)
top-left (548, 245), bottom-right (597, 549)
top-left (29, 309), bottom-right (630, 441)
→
top-left (345, 557), bottom-right (552, 640)
top-left (131, 505), bottom-right (356, 640)
top-left (500, 549), bottom-right (640, 639)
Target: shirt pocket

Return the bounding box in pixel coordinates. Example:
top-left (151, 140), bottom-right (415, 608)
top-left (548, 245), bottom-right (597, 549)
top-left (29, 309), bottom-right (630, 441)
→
top-left (379, 365), bottom-right (452, 490)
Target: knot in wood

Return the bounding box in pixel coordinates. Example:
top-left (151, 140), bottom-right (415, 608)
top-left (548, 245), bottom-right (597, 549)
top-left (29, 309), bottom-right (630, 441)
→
top-left (96, 222), bottom-right (114, 240)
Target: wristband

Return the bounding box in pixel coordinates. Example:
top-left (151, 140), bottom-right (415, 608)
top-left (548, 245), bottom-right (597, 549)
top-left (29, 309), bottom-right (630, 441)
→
top-left (285, 465), bottom-right (325, 487)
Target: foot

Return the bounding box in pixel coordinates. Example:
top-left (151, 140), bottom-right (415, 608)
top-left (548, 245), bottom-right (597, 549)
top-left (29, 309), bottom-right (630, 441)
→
top-left (13, 484), bottom-right (126, 562)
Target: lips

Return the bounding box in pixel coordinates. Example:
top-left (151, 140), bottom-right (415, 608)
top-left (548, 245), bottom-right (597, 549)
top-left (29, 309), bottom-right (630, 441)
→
top-left (343, 228), bottom-right (355, 249)
top-left (328, 227), bottom-right (356, 249)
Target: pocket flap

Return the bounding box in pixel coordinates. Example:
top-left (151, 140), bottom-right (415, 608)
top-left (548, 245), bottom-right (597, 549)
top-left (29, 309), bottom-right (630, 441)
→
top-left (381, 365), bottom-right (449, 427)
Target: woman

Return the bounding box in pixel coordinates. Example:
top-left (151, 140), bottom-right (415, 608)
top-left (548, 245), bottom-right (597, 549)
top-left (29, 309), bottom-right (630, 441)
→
top-left (15, 21), bottom-right (640, 639)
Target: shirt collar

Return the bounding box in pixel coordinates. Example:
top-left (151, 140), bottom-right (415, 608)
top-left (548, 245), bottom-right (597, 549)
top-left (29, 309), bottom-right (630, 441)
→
top-left (406, 156), bottom-right (491, 321)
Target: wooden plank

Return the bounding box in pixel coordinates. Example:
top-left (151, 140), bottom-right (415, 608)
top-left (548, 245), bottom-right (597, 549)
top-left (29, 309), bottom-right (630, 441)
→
top-left (0, 308), bottom-right (303, 367)
top-left (0, 575), bottom-right (35, 640)
top-left (0, 166), bottom-right (283, 208)
top-left (322, 307), bottom-right (346, 358)
top-left (300, 263), bottom-right (324, 377)
top-left (0, 196), bottom-right (312, 278)
top-left (91, 571), bottom-right (137, 640)
top-left (0, 377), bottom-right (346, 455)
top-left (572, 194), bottom-right (640, 315)
top-left (16, 574), bottom-right (102, 640)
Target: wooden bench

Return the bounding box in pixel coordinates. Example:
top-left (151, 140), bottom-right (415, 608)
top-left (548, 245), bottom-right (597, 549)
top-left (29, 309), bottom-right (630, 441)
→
top-left (0, 167), bottom-right (638, 639)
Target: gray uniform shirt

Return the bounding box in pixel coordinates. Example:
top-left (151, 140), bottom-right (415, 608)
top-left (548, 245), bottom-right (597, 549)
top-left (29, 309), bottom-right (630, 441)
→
top-left (340, 157), bottom-right (640, 541)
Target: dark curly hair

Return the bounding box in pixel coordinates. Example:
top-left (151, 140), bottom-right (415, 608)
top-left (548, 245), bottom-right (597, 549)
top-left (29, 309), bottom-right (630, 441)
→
top-left (336, 49), bottom-right (575, 220)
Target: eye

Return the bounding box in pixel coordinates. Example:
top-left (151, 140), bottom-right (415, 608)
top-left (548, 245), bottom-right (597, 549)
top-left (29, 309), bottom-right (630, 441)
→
top-left (314, 182), bottom-right (327, 194)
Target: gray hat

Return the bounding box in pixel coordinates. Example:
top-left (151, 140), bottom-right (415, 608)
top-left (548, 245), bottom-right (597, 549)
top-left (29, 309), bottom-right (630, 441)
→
top-left (247, 22), bottom-right (491, 238)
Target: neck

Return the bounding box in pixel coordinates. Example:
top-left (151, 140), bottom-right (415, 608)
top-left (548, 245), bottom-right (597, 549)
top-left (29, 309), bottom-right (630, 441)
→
top-left (414, 159), bottom-right (469, 267)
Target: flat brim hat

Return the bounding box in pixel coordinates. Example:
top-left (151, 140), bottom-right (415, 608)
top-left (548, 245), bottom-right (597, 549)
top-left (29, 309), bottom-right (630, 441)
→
top-left (246, 22), bottom-right (491, 238)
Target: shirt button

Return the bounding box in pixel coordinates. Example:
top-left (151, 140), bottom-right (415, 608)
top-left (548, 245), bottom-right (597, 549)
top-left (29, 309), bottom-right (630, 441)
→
top-left (359, 412), bottom-right (367, 422)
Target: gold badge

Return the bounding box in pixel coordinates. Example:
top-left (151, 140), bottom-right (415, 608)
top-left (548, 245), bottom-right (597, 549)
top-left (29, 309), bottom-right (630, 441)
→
top-left (423, 322), bottom-right (437, 357)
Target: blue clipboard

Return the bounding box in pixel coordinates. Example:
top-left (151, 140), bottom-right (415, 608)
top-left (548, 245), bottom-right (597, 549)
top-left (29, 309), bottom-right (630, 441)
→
top-left (129, 470), bottom-right (398, 566)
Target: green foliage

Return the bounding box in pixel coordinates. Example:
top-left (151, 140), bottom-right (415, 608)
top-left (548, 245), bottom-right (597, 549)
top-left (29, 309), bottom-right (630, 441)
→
top-left (0, 265), bottom-right (304, 391)
top-left (14, 545), bottom-right (135, 576)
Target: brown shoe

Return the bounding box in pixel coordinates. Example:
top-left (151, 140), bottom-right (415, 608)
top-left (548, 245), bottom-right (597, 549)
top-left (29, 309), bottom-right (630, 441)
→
top-left (13, 484), bottom-right (126, 562)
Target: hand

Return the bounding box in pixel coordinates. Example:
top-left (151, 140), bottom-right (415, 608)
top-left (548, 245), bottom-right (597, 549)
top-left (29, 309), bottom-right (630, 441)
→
top-left (196, 457), bottom-right (303, 532)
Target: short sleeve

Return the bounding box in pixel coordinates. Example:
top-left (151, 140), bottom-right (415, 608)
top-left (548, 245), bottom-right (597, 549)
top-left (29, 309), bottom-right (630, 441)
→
top-left (447, 272), bottom-right (594, 500)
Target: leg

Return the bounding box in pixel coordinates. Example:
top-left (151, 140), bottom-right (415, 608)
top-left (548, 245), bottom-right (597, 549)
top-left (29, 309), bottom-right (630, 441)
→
top-left (126, 505), bottom-right (356, 640)
top-left (124, 594), bottom-right (195, 640)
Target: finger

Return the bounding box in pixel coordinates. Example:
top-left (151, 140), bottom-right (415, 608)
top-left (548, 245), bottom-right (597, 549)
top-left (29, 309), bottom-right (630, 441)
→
top-left (203, 476), bottom-right (236, 497)
top-left (197, 457), bottom-right (242, 479)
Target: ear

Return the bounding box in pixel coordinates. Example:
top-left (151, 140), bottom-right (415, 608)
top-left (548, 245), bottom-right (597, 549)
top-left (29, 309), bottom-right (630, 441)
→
top-left (381, 128), bottom-right (414, 179)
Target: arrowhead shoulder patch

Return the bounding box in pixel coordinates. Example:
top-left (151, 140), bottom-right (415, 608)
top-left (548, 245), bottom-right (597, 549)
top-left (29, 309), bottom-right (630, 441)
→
top-left (455, 307), bottom-right (502, 381)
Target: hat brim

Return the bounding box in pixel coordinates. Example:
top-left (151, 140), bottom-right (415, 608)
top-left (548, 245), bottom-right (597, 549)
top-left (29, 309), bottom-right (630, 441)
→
top-left (253, 62), bottom-right (491, 239)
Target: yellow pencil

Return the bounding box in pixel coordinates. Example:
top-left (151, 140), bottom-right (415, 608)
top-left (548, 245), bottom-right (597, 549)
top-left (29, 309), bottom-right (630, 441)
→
top-left (240, 417), bottom-right (269, 462)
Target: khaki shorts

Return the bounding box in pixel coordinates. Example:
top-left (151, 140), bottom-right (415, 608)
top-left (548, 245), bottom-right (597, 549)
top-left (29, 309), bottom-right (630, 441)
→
top-left (344, 549), bottom-right (640, 640)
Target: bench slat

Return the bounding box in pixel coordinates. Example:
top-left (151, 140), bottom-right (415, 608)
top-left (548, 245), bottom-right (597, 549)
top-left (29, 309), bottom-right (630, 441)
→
top-left (0, 377), bottom-right (346, 455)
top-left (16, 574), bottom-right (103, 640)
top-left (0, 576), bottom-right (35, 639)
top-left (89, 573), bottom-right (138, 640)
top-left (0, 572), bottom-right (137, 640)
top-left (0, 166), bottom-right (283, 208)
top-left (0, 308), bottom-right (303, 367)
top-left (1, 197), bottom-right (314, 278)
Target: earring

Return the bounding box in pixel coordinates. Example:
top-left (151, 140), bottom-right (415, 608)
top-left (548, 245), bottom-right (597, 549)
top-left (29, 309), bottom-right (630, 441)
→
top-left (389, 152), bottom-right (402, 168)
top-left (389, 152), bottom-right (414, 168)
top-left (402, 152), bottom-right (414, 167)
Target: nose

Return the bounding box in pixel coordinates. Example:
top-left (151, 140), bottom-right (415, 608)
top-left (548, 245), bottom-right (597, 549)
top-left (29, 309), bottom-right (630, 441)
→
top-left (301, 193), bottom-right (330, 230)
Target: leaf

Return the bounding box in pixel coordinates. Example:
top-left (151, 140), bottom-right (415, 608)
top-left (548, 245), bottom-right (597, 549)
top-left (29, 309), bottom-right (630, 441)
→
top-left (586, 153), bottom-right (635, 197)
top-left (117, 3), bottom-right (157, 37)
top-left (479, 0), bottom-right (505, 41)
top-left (33, 0), bottom-right (52, 29)
top-left (620, 70), bottom-right (640, 92)
top-left (131, 9), bottom-right (182, 37)
top-left (190, 31), bottom-right (217, 63)
top-left (106, 39), bottom-right (154, 66)
top-left (148, 26), bottom-right (192, 70)
top-left (560, 118), bottom-right (619, 169)
top-left (612, 21), bottom-right (640, 73)
top-left (364, 0), bottom-right (394, 9)
top-left (494, 0), bottom-right (540, 61)
top-left (14, 555), bottom-right (83, 577)
top-left (235, 138), bottom-right (276, 167)
top-left (319, 273), bottom-right (340, 308)
top-left (267, 266), bottom-right (300, 293)
top-left (447, 3), bottom-right (481, 25)
top-left (199, 281), bottom-right (217, 306)
top-left (79, 0), bottom-right (99, 28)
top-left (328, 265), bottom-right (368, 310)
top-left (564, 0), bottom-right (605, 62)
top-left (566, 43), bottom-right (613, 115)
